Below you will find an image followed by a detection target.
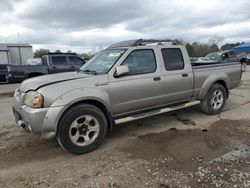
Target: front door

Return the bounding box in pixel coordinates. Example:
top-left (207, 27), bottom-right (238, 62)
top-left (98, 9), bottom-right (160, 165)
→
top-left (108, 49), bottom-right (163, 116)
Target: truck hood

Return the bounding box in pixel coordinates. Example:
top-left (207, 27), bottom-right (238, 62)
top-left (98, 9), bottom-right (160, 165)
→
top-left (20, 72), bottom-right (91, 92)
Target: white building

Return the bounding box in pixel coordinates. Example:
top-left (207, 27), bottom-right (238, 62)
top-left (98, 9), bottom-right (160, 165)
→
top-left (0, 43), bottom-right (33, 65)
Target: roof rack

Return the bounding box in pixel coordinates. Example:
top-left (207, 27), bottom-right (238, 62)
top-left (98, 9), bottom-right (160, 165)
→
top-left (106, 39), bottom-right (176, 49)
top-left (45, 52), bottom-right (77, 55)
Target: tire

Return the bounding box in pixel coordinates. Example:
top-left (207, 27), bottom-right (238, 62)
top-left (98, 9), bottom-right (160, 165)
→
top-left (57, 104), bottom-right (107, 154)
top-left (200, 83), bottom-right (227, 115)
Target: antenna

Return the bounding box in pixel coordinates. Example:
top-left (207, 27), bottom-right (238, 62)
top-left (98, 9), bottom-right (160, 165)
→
top-left (17, 33), bottom-right (20, 43)
top-left (70, 35), bottom-right (72, 51)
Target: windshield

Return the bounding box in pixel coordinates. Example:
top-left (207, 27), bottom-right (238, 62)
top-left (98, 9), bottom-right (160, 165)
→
top-left (80, 49), bottom-right (125, 74)
top-left (203, 53), bottom-right (221, 61)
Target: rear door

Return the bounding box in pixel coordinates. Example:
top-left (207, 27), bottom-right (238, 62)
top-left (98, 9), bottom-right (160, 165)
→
top-left (49, 55), bottom-right (70, 73)
top-left (68, 56), bottom-right (86, 71)
top-left (159, 47), bottom-right (194, 104)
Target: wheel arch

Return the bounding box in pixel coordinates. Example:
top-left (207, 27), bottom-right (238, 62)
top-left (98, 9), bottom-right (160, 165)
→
top-left (198, 73), bottom-right (230, 100)
top-left (59, 99), bottom-right (114, 131)
top-left (240, 58), bottom-right (246, 63)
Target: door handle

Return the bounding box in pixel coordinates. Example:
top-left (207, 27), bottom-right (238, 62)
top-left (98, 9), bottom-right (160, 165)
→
top-left (182, 73), bottom-right (188, 77)
top-left (153, 77), bottom-right (161, 81)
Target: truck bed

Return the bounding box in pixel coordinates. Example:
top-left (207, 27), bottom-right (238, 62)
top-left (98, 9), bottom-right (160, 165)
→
top-left (191, 61), bottom-right (241, 99)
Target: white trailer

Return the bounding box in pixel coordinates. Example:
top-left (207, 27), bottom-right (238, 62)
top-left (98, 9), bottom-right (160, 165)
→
top-left (0, 43), bottom-right (33, 65)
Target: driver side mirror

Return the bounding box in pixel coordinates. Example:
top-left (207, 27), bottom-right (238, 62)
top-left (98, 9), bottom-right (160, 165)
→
top-left (114, 65), bottom-right (129, 77)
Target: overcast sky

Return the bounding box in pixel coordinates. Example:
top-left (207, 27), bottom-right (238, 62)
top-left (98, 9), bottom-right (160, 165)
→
top-left (0, 0), bottom-right (250, 52)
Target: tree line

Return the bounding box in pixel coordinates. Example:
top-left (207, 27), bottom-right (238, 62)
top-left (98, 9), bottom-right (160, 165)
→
top-left (33, 36), bottom-right (245, 58)
top-left (185, 42), bottom-right (244, 57)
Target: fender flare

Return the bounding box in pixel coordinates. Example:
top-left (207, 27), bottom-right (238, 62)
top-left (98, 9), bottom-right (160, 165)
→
top-left (198, 72), bottom-right (229, 100)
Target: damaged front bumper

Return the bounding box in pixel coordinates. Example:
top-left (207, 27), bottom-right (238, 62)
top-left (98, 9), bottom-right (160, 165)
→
top-left (12, 89), bottom-right (66, 139)
top-left (12, 102), bottom-right (48, 134)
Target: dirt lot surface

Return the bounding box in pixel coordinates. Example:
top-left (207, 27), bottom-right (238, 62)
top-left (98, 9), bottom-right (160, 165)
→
top-left (0, 71), bottom-right (250, 188)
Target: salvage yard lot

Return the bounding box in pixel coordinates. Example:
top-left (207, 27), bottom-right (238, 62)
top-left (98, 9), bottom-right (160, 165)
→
top-left (0, 71), bottom-right (250, 188)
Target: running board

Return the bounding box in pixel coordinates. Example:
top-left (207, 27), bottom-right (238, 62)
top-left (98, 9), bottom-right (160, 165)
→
top-left (115, 100), bottom-right (201, 125)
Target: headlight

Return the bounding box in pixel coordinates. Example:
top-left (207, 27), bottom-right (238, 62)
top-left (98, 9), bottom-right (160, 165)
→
top-left (24, 91), bottom-right (43, 108)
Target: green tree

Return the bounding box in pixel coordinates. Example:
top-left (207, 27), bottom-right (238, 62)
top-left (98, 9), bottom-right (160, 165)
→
top-left (55, 50), bottom-right (62, 53)
top-left (209, 44), bottom-right (219, 53)
top-left (33, 49), bottom-right (50, 58)
top-left (186, 43), bottom-right (195, 57)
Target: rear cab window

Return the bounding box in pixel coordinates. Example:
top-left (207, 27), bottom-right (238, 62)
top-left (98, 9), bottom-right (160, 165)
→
top-left (51, 56), bottom-right (68, 65)
top-left (161, 48), bottom-right (184, 71)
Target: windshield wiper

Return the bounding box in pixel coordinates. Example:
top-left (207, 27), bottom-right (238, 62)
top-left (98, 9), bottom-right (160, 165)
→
top-left (81, 69), bottom-right (98, 75)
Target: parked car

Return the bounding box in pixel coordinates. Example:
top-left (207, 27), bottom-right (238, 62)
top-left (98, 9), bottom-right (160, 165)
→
top-left (196, 50), bottom-right (248, 72)
top-left (3, 53), bottom-right (86, 83)
top-left (236, 52), bottom-right (250, 65)
top-left (12, 39), bottom-right (242, 154)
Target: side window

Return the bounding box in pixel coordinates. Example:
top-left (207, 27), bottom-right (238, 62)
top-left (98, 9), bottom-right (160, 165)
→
top-left (122, 49), bottom-right (156, 75)
top-left (161, 48), bottom-right (184, 71)
top-left (69, 56), bottom-right (85, 65)
top-left (229, 51), bottom-right (235, 56)
top-left (51, 56), bottom-right (67, 65)
top-left (42, 56), bottom-right (47, 65)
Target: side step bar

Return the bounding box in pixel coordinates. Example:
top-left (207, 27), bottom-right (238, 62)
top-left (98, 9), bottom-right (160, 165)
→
top-left (115, 100), bottom-right (201, 125)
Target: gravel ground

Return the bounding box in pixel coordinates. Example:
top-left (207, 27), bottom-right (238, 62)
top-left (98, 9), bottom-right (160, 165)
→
top-left (0, 70), bottom-right (250, 188)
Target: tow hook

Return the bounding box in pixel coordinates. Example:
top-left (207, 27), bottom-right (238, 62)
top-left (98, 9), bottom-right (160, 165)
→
top-left (17, 120), bottom-right (32, 133)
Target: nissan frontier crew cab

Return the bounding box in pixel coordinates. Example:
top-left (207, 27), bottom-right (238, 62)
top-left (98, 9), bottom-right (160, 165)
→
top-left (12, 39), bottom-right (242, 154)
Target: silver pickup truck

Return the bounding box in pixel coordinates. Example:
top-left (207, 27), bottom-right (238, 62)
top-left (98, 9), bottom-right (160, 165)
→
top-left (12, 39), bottom-right (242, 154)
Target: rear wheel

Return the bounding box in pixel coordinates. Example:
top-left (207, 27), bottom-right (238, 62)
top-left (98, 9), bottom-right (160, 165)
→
top-left (200, 83), bottom-right (227, 115)
top-left (57, 104), bottom-right (107, 154)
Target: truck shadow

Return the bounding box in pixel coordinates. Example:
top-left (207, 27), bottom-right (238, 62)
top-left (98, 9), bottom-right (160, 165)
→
top-left (108, 105), bottom-right (201, 139)
top-left (0, 126), bottom-right (65, 169)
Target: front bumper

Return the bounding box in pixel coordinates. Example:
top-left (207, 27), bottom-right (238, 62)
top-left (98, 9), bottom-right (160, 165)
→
top-left (12, 89), bottom-right (65, 139)
top-left (13, 99), bottom-right (48, 134)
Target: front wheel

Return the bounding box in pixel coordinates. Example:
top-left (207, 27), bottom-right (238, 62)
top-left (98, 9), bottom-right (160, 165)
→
top-left (57, 104), bottom-right (108, 154)
top-left (200, 83), bottom-right (227, 115)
